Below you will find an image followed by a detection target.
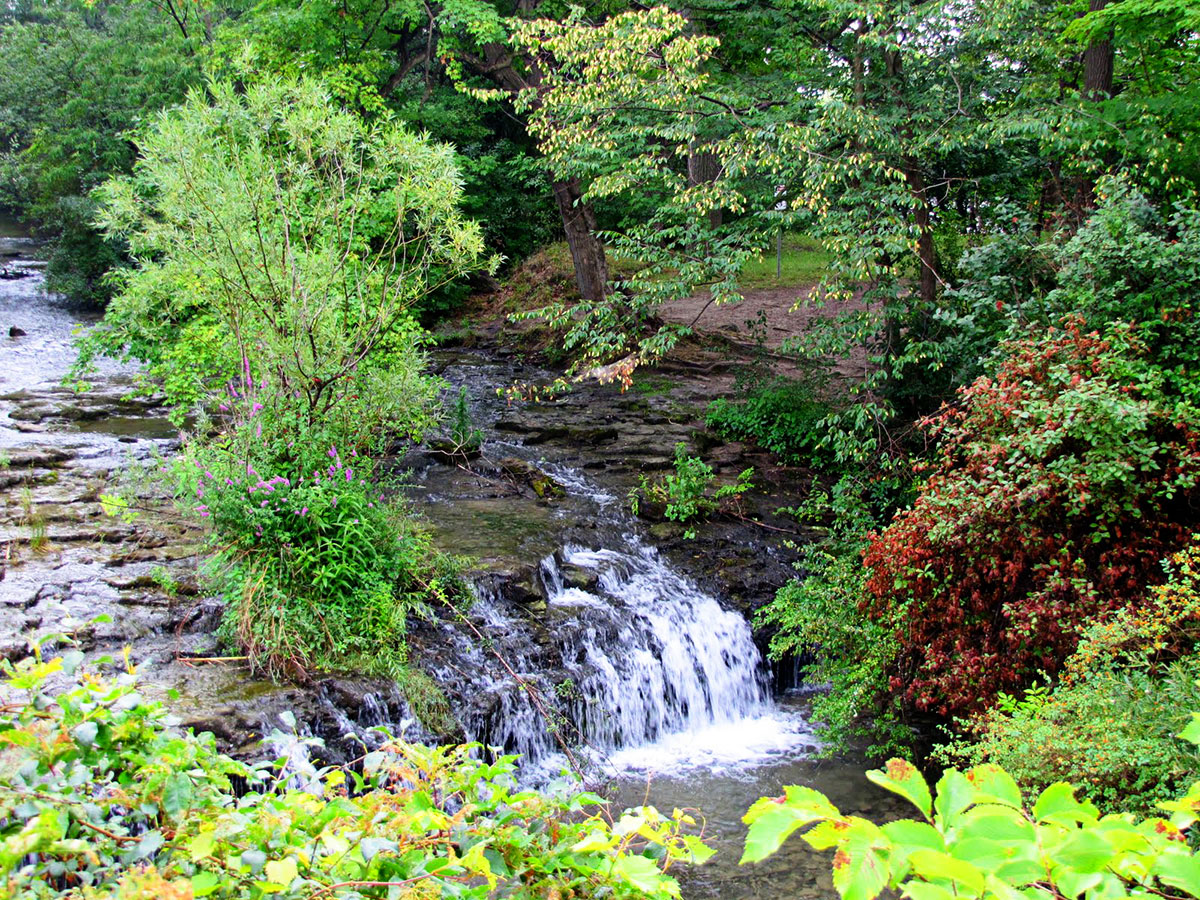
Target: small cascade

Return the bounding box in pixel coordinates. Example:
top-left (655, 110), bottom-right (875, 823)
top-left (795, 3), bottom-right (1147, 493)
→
top-left (427, 534), bottom-right (803, 776)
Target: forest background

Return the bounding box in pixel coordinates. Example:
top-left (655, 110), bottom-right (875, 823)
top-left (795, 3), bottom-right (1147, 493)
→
top-left (4, 0), bottom-right (1200, 897)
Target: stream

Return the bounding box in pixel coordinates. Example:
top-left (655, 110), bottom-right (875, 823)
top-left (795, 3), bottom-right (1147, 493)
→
top-left (0, 221), bottom-right (904, 899)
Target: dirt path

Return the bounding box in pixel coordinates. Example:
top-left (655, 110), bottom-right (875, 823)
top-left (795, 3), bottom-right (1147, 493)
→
top-left (657, 284), bottom-right (874, 382)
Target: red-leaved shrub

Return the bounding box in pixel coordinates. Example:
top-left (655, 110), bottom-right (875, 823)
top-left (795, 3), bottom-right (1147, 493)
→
top-left (863, 321), bottom-right (1200, 717)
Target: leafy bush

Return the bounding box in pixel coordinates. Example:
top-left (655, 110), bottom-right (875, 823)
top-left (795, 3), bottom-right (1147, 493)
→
top-left (76, 76), bottom-right (489, 434)
top-left (185, 440), bottom-right (455, 681)
top-left (756, 476), bottom-right (913, 756)
top-left (629, 443), bottom-right (753, 530)
top-left (0, 650), bottom-right (710, 899)
top-left (940, 539), bottom-right (1200, 815)
top-left (740, 750), bottom-right (1200, 900)
top-left (1044, 181), bottom-right (1200, 405)
top-left (705, 378), bottom-right (832, 465)
top-left (863, 320), bottom-right (1200, 718)
top-left (449, 385), bottom-right (484, 455)
top-left (913, 182), bottom-right (1200, 409)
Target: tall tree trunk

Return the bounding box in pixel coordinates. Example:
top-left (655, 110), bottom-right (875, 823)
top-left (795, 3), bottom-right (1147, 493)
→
top-left (553, 177), bottom-right (609, 302)
top-left (1083, 0), bottom-right (1114, 100)
top-left (687, 144), bottom-right (723, 229)
top-left (904, 164), bottom-right (938, 307)
top-left (465, 39), bottom-right (610, 302)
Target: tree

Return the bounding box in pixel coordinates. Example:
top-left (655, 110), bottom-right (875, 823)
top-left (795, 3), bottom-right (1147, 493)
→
top-left (0, 0), bottom-right (209, 303)
top-left (212, 0), bottom-right (611, 293)
top-left (77, 77), bottom-right (492, 449)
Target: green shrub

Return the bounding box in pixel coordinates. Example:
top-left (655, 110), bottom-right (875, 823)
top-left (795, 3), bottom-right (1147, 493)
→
top-left (183, 435), bottom-right (458, 681)
top-left (705, 378), bottom-right (831, 465)
top-left (863, 321), bottom-right (1200, 719)
top-left (73, 77), bottom-right (494, 680)
top-left (449, 385), bottom-right (484, 455)
top-left (629, 443), bottom-right (753, 532)
top-left (0, 650), bottom-right (711, 899)
top-left (756, 475), bottom-right (913, 756)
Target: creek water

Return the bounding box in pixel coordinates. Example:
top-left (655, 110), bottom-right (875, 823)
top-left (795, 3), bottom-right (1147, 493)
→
top-left (0, 224), bottom-right (902, 899)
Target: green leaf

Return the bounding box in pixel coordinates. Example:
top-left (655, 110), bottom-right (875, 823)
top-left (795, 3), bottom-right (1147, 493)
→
top-left (162, 773), bottom-right (194, 817)
top-left (963, 765), bottom-right (1022, 808)
top-left (572, 830), bottom-right (617, 853)
top-left (264, 857), bottom-right (298, 887)
top-left (72, 721), bottom-right (98, 748)
top-left (1033, 783), bottom-right (1099, 825)
top-left (680, 833), bottom-right (715, 865)
top-left (131, 829), bottom-right (165, 862)
top-left (907, 848), bottom-right (986, 896)
top-left (188, 831), bottom-right (216, 862)
top-left (1054, 867), bottom-right (1102, 899)
top-left (741, 787), bottom-right (839, 864)
top-left (1179, 713), bottom-right (1200, 746)
top-left (832, 819), bottom-right (891, 900)
top-left (881, 820), bottom-right (945, 853)
top-left (1155, 851), bottom-right (1200, 896)
top-left (1049, 830), bottom-right (1114, 874)
top-left (612, 854), bottom-right (674, 896)
top-left (902, 883), bottom-right (956, 900)
top-left (191, 872), bottom-right (220, 897)
top-left (933, 770), bottom-right (974, 829)
top-left (868, 759), bottom-right (933, 820)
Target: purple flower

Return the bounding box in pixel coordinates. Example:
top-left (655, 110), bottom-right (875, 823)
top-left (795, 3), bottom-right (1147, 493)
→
top-left (345, 469), bottom-right (353, 482)
top-left (331, 496), bottom-right (338, 507)
top-left (261, 500), bottom-right (268, 507)
top-left (328, 447), bottom-right (338, 459)
top-left (251, 403), bottom-right (263, 414)
top-left (301, 507), bottom-right (308, 515)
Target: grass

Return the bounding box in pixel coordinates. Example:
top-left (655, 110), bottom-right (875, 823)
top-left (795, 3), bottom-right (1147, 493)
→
top-left (738, 233), bottom-right (834, 290)
top-left (20, 486), bottom-right (48, 553)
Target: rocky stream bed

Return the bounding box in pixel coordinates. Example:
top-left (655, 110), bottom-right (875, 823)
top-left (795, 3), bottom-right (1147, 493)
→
top-left (0, 224), bottom-right (903, 899)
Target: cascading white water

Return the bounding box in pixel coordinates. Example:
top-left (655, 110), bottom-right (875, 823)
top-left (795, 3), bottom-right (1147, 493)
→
top-left (430, 533), bottom-right (813, 778)
top-left (548, 543), bottom-right (769, 746)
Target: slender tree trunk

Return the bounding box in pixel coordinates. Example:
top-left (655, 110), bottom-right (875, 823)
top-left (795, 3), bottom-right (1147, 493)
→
top-left (905, 166), bottom-right (938, 307)
top-left (1083, 0), bottom-right (1114, 100)
top-left (687, 144), bottom-right (723, 229)
top-left (464, 39), bottom-right (610, 302)
top-left (553, 177), bottom-right (609, 302)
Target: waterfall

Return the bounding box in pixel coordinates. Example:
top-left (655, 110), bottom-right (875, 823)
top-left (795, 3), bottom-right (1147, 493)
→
top-left (428, 534), bottom-right (810, 778)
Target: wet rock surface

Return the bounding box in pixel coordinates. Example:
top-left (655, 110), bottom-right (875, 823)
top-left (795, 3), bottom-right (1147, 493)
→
top-left (410, 349), bottom-right (814, 624)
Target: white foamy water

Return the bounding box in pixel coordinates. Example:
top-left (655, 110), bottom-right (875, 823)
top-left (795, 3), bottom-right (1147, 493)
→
top-left (426, 530), bottom-right (818, 781)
